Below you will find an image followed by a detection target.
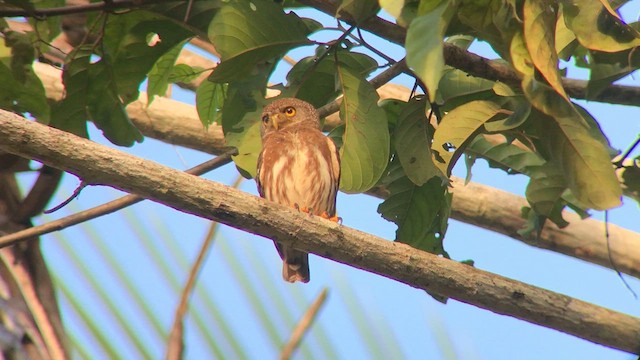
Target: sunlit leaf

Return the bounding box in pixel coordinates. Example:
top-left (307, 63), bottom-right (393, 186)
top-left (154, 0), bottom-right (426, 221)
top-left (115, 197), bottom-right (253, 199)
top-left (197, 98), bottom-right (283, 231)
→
top-left (394, 96), bottom-right (442, 185)
top-left (208, 0), bottom-right (312, 83)
top-left (336, 65), bottom-right (390, 193)
top-left (562, 0), bottom-right (640, 52)
top-left (406, 1), bottom-right (455, 102)
top-left (432, 100), bottom-right (503, 176)
top-left (523, 0), bottom-right (567, 99)
top-left (168, 64), bottom-right (205, 84)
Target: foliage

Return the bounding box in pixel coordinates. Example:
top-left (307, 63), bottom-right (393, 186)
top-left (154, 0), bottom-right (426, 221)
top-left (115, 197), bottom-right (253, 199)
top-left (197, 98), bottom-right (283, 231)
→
top-left (1, 0), bottom-right (639, 292)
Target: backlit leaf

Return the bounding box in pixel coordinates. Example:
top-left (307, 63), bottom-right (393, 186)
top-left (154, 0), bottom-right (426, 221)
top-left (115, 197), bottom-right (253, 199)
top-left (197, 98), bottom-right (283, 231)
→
top-left (147, 40), bottom-right (188, 105)
top-left (378, 159), bottom-right (450, 255)
top-left (523, 0), bottom-right (567, 99)
top-left (431, 100), bottom-right (503, 176)
top-left (104, 11), bottom-right (192, 104)
top-left (336, 65), bottom-right (390, 193)
top-left (523, 76), bottom-right (621, 209)
top-left (196, 81), bottom-right (227, 129)
top-left (562, 0), bottom-right (640, 52)
top-left (406, 1), bottom-right (455, 102)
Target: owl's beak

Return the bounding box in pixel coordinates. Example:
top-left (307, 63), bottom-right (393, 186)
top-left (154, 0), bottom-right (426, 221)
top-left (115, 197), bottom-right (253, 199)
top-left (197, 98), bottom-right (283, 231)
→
top-left (271, 115), bottom-right (280, 130)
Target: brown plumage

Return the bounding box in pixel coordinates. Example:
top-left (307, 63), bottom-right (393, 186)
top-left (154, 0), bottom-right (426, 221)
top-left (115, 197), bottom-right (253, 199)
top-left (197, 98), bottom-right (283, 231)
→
top-left (256, 98), bottom-right (341, 283)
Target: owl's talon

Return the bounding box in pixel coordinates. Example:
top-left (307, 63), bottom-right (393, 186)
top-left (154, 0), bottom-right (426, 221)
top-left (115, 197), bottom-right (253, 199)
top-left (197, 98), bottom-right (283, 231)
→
top-left (320, 212), bottom-right (341, 223)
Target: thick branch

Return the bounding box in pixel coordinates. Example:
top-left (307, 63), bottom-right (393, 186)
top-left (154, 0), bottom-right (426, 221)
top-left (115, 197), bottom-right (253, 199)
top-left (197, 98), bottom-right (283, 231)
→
top-left (300, 0), bottom-right (640, 107)
top-left (32, 62), bottom-right (640, 279)
top-left (1, 111), bottom-right (640, 354)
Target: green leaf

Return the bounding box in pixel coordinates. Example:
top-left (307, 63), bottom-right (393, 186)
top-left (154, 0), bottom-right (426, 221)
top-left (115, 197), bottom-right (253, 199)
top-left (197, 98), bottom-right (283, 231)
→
top-left (220, 63), bottom-right (273, 177)
top-left (208, 0), bottom-right (312, 83)
top-left (523, 76), bottom-right (622, 209)
top-left (196, 81), bottom-right (227, 129)
top-left (438, 68), bottom-right (497, 104)
top-left (147, 39), bottom-right (188, 105)
top-left (484, 97), bottom-right (531, 132)
top-left (378, 159), bottom-right (450, 255)
top-left (168, 64), bottom-right (205, 84)
top-left (525, 161), bottom-right (569, 223)
top-left (283, 49), bottom-right (377, 108)
top-left (336, 65), bottom-right (390, 193)
top-left (394, 96), bottom-right (442, 185)
top-left (405, 1), bottom-right (455, 102)
top-left (147, 1), bottom-right (223, 36)
top-left (466, 135), bottom-right (545, 175)
top-left (87, 56), bottom-right (144, 146)
top-left (337, 0), bottom-right (380, 24)
top-left (0, 31), bottom-right (49, 123)
top-left (586, 62), bottom-right (634, 99)
top-left (562, 0), bottom-right (640, 52)
top-left (620, 158), bottom-right (640, 205)
top-left (50, 46), bottom-right (92, 138)
top-left (103, 11), bottom-right (192, 104)
top-left (431, 100), bottom-right (503, 176)
top-left (523, 0), bottom-right (567, 99)
top-left (28, 0), bottom-right (63, 43)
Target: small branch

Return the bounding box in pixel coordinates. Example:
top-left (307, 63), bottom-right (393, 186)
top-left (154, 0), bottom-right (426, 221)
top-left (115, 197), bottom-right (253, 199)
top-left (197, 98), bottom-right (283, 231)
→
top-left (44, 181), bottom-right (87, 214)
top-left (0, 151), bottom-right (236, 248)
top-left (2, 110), bottom-right (640, 354)
top-left (279, 288), bottom-right (329, 360)
top-left (0, 0), bottom-right (178, 17)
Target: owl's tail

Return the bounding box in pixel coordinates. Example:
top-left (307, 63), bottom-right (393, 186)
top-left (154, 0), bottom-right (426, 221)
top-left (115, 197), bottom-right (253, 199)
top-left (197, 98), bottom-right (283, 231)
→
top-left (278, 244), bottom-right (310, 283)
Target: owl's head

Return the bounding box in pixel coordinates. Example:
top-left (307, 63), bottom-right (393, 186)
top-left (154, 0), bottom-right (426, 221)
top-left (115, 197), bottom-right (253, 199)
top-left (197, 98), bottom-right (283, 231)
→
top-left (260, 98), bottom-right (320, 136)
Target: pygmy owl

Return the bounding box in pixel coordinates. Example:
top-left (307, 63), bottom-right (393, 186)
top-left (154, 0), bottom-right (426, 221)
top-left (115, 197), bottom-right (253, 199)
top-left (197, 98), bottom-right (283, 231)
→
top-left (256, 98), bottom-right (341, 283)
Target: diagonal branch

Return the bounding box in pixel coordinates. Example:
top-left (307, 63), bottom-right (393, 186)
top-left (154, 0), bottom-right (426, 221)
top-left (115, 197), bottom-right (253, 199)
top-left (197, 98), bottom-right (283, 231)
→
top-left (0, 151), bottom-right (236, 248)
top-left (32, 61), bottom-right (640, 280)
top-left (1, 110), bottom-right (640, 354)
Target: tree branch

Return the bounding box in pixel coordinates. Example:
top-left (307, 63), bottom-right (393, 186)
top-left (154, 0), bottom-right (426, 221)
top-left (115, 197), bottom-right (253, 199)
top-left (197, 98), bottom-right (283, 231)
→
top-left (299, 0), bottom-right (640, 107)
top-left (0, 0), bottom-right (178, 17)
top-left (32, 61), bottom-right (640, 279)
top-left (1, 110), bottom-right (640, 354)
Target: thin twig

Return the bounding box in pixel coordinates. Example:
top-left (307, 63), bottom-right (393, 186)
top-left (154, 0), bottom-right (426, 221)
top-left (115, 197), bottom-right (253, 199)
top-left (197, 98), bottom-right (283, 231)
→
top-left (279, 288), bottom-right (329, 360)
top-left (44, 181), bottom-right (87, 214)
top-left (604, 211), bottom-right (638, 299)
top-left (0, 150), bottom-right (237, 248)
top-left (165, 175), bottom-right (242, 360)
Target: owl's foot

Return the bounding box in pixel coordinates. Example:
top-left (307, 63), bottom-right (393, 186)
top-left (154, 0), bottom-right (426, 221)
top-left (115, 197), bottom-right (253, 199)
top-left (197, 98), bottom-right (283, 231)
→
top-left (320, 211), bottom-right (342, 224)
top-left (294, 203), bottom-right (313, 216)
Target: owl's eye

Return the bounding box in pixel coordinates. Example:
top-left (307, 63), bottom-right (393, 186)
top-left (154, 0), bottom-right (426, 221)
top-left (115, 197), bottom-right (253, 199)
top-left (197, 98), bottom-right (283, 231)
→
top-left (284, 107), bottom-right (296, 117)
top-left (261, 115), bottom-right (269, 124)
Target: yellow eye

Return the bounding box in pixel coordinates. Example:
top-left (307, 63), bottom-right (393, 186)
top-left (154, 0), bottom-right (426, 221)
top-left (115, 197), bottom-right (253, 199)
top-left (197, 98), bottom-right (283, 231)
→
top-left (284, 107), bottom-right (296, 117)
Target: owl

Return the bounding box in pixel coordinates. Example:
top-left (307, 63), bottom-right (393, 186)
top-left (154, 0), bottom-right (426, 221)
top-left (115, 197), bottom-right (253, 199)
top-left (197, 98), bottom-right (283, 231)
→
top-left (256, 98), bottom-right (341, 283)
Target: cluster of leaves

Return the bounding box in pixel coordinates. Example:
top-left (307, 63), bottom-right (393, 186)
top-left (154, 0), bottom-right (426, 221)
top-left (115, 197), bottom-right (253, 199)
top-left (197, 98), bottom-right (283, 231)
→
top-left (1, 0), bottom-right (639, 260)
